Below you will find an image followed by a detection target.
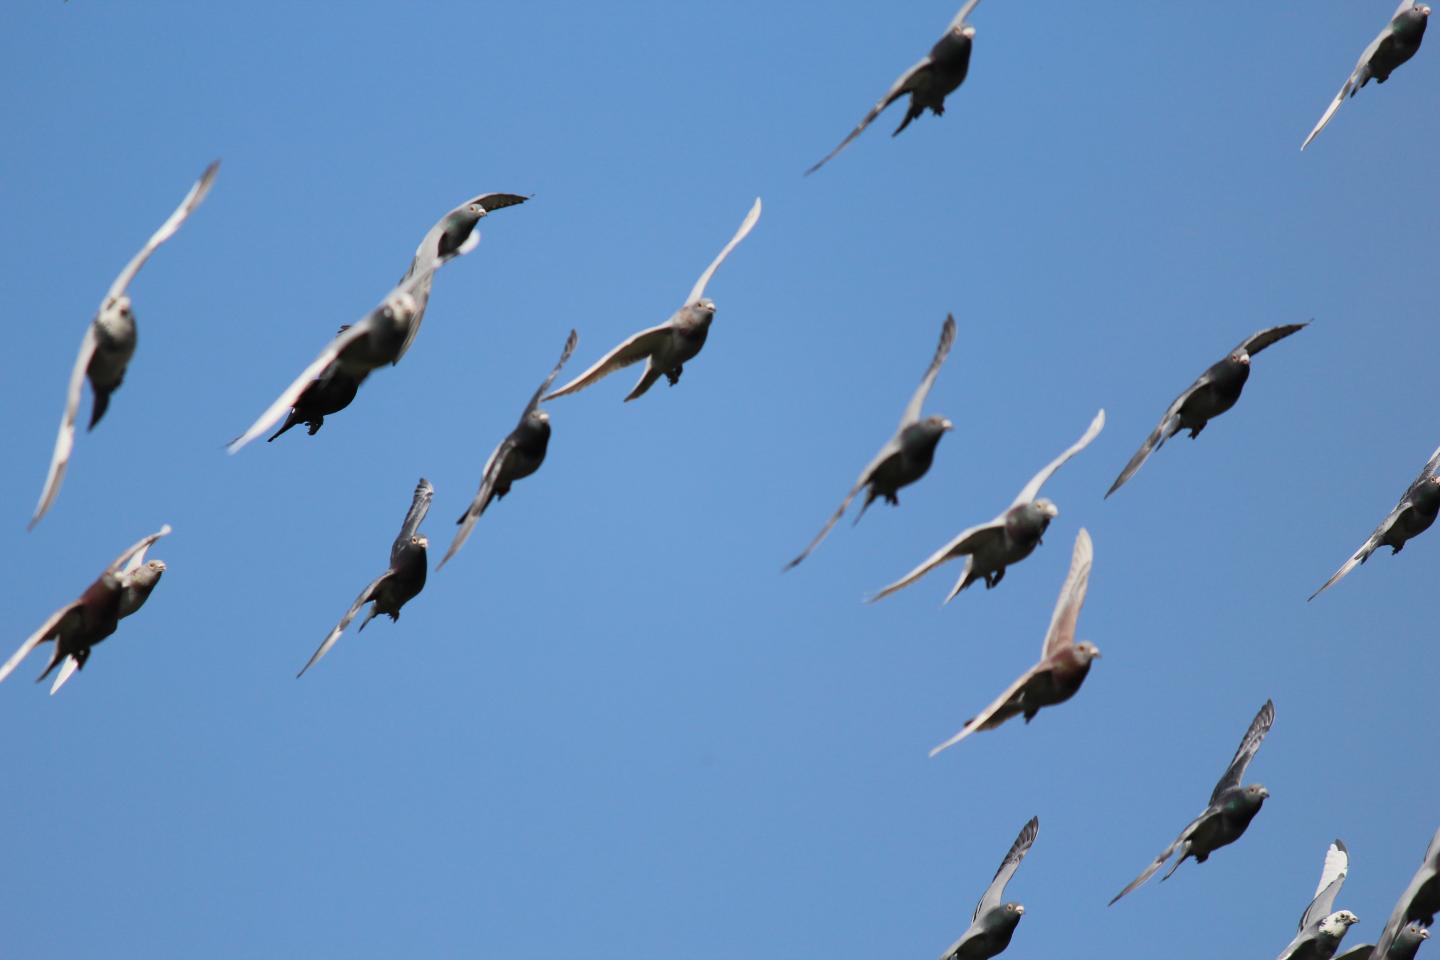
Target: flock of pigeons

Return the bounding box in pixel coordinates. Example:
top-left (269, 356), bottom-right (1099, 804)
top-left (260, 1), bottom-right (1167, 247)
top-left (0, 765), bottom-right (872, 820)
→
top-left (9, 1), bottom-right (1438, 958)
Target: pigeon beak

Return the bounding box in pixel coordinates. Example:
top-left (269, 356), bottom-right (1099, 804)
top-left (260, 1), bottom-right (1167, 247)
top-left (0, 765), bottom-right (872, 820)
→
top-left (1015, 905), bottom-right (1024, 915)
top-left (941, 419), bottom-right (954, 431)
top-left (1259, 787), bottom-right (1270, 798)
top-left (1422, 930), bottom-right (1432, 940)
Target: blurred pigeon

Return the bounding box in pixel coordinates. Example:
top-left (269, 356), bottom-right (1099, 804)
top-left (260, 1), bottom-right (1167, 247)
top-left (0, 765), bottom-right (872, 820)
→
top-left (1276, 840), bottom-right (1359, 960)
top-left (544, 198), bottom-right (761, 403)
top-left (938, 816), bottom-right (1038, 960)
top-left (0, 525), bottom-right (171, 694)
top-left (30, 162), bottom-right (218, 528)
top-left (930, 528), bottom-right (1099, 756)
top-left (1371, 829), bottom-right (1440, 959)
top-left (1336, 923), bottom-right (1431, 960)
top-left (1310, 443), bottom-right (1440, 600)
top-left (785, 314), bottom-right (956, 570)
top-left (298, 479), bottom-right (433, 677)
top-left (439, 330), bottom-right (578, 569)
top-left (227, 245), bottom-right (472, 453)
top-left (807, 0), bottom-right (984, 174)
top-left (265, 328), bottom-right (370, 442)
top-left (1106, 324), bottom-right (1306, 497)
top-left (869, 409), bottom-right (1104, 604)
top-left (394, 192), bottom-right (528, 361)
top-left (1109, 699), bottom-right (1275, 905)
top-left (1302, 1), bottom-right (1431, 150)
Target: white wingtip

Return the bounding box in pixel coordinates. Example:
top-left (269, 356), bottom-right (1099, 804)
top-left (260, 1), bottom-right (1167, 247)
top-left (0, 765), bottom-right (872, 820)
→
top-left (49, 657), bottom-right (80, 695)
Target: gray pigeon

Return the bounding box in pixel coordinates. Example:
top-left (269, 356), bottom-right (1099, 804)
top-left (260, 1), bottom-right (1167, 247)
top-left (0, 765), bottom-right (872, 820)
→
top-left (938, 817), bottom-right (1038, 960)
top-left (543, 198), bottom-right (761, 403)
top-left (807, 0), bottom-right (984, 174)
top-left (0, 525), bottom-right (171, 695)
top-left (930, 528), bottom-right (1099, 757)
top-left (1109, 699), bottom-right (1275, 905)
top-left (1106, 324), bottom-right (1307, 497)
top-left (785, 314), bottom-right (956, 569)
top-left (227, 244), bottom-right (472, 453)
top-left (439, 330), bottom-right (578, 569)
top-left (1276, 840), bottom-right (1360, 960)
top-left (1336, 923), bottom-right (1432, 960)
top-left (1310, 443), bottom-right (1440, 600)
top-left (297, 479), bottom-right (433, 677)
top-left (1370, 829), bottom-right (1440, 959)
top-left (1302, 1), bottom-right (1431, 150)
top-left (30, 162), bottom-right (219, 529)
top-left (868, 410), bottom-right (1104, 604)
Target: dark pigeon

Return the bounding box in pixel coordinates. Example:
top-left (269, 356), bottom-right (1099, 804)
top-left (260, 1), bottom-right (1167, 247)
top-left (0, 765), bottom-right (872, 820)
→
top-left (0, 525), bottom-right (171, 694)
top-left (931, 528), bottom-right (1100, 756)
top-left (1109, 699), bottom-right (1275, 905)
top-left (1106, 324), bottom-right (1307, 497)
top-left (297, 479), bottom-right (433, 676)
top-left (1310, 444), bottom-right (1440, 600)
top-left (31, 162), bottom-right (218, 528)
top-left (266, 327), bottom-right (369, 442)
top-left (1303, 1), bottom-right (1431, 150)
top-left (868, 410), bottom-right (1104, 604)
top-left (785, 314), bottom-right (956, 569)
top-left (938, 817), bottom-right (1038, 960)
top-left (1371, 829), bottom-right (1440, 959)
top-left (807, 0), bottom-right (984, 174)
top-left (439, 330), bottom-right (578, 569)
top-left (544, 199), bottom-right (761, 403)
top-left (1338, 925), bottom-right (1432, 960)
top-left (1276, 840), bottom-right (1360, 960)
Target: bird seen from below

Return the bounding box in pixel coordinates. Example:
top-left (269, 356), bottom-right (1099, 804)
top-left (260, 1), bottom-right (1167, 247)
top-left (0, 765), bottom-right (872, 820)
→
top-left (785, 313), bottom-right (956, 569)
top-left (1275, 839), bottom-right (1359, 960)
top-left (937, 816), bottom-right (1038, 960)
top-left (1335, 923), bottom-right (1431, 960)
top-left (1370, 828), bottom-right (1440, 960)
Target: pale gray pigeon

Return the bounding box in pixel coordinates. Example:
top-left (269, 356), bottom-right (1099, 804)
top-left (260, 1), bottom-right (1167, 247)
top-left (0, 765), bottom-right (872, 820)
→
top-left (1276, 840), bottom-right (1360, 960)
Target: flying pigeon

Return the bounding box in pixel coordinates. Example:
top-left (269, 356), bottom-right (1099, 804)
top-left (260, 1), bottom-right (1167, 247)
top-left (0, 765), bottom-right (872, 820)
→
top-left (930, 528), bottom-right (1100, 756)
top-left (227, 244), bottom-right (472, 453)
top-left (0, 525), bottom-right (171, 694)
top-left (1109, 699), bottom-right (1275, 905)
top-left (938, 816), bottom-right (1038, 960)
top-left (265, 328), bottom-right (370, 442)
top-left (785, 314), bottom-right (956, 570)
top-left (1276, 840), bottom-right (1360, 960)
top-left (1309, 443), bottom-right (1440, 600)
top-left (30, 162), bottom-right (219, 529)
top-left (298, 478), bottom-right (433, 677)
top-left (543, 198), bottom-right (761, 403)
top-left (439, 330), bottom-right (578, 569)
top-left (1371, 829), bottom-right (1440, 959)
top-left (1106, 324), bottom-right (1306, 498)
top-left (1302, 1), bottom-right (1431, 150)
top-left (868, 409), bottom-right (1105, 604)
top-left (807, 0), bottom-right (984, 174)
top-left (1335, 923), bottom-right (1432, 960)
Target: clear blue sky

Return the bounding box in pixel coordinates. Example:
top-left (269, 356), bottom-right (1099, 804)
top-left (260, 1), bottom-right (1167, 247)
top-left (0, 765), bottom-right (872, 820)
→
top-left (3, 2), bottom-right (1437, 957)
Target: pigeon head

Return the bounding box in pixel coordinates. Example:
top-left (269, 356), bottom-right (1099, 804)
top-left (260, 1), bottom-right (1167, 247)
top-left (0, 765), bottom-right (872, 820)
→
top-left (437, 209), bottom-right (481, 258)
top-left (1398, 923), bottom-right (1431, 954)
top-left (98, 294), bottom-right (135, 331)
top-left (961, 23), bottom-right (976, 38)
top-left (118, 561), bottom-right (165, 618)
top-left (1075, 641), bottom-right (1101, 662)
top-left (1229, 349), bottom-right (1251, 367)
top-left (381, 292), bottom-right (419, 329)
top-left (1241, 784), bottom-right (1270, 807)
top-left (1319, 911), bottom-right (1360, 938)
top-left (689, 298), bottom-right (717, 323)
top-left (1033, 497), bottom-right (1059, 520)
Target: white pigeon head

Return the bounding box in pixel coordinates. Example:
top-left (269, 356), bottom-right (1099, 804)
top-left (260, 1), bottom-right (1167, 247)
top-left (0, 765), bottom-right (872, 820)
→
top-left (1319, 911), bottom-right (1359, 938)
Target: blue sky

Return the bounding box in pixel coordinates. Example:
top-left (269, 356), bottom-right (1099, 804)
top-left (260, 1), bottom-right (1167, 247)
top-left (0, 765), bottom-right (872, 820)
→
top-left (3, 1), bottom-right (1438, 956)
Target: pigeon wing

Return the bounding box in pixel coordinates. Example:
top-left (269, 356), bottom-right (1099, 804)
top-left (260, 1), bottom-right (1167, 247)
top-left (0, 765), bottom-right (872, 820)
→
top-left (805, 56), bottom-right (934, 175)
top-left (0, 603), bottom-right (79, 685)
top-left (1300, 839), bottom-right (1349, 931)
top-left (1210, 699), bottom-right (1276, 804)
top-left (440, 436), bottom-right (515, 570)
top-left (930, 664), bottom-right (1044, 757)
top-left (685, 197), bottom-right (762, 306)
top-left (522, 329), bottom-right (579, 419)
top-left (866, 520), bottom-right (1002, 602)
top-left (391, 478), bottom-right (434, 564)
top-left (109, 524), bottom-right (173, 575)
top-left (1012, 409), bottom-right (1105, 508)
top-left (1237, 323), bottom-right (1308, 357)
top-left (297, 572), bottom-right (389, 678)
top-left (899, 313), bottom-right (957, 427)
top-left (543, 324), bottom-right (672, 400)
top-left (974, 817), bottom-right (1039, 922)
top-left (30, 325), bottom-right (100, 528)
top-left (103, 160), bottom-right (220, 302)
top-left (947, 0), bottom-right (983, 29)
top-left (1041, 528), bottom-right (1092, 659)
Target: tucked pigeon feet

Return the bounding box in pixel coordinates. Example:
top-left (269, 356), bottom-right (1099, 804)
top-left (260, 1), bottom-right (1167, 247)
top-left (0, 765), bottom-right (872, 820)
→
top-left (666, 366), bottom-right (684, 387)
top-left (306, 419), bottom-right (323, 435)
top-left (985, 569), bottom-right (1005, 589)
top-left (884, 492), bottom-right (899, 506)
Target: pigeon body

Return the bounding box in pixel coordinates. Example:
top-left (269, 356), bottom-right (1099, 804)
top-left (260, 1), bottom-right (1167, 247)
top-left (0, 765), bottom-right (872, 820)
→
top-left (1277, 841), bottom-right (1359, 960)
top-left (267, 340), bottom-right (369, 441)
top-left (938, 817), bottom-right (1037, 960)
top-left (807, 0), bottom-right (983, 174)
top-left (544, 199), bottom-right (761, 403)
top-left (31, 162), bottom-right (219, 528)
top-left (869, 410), bottom-right (1104, 603)
top-left (1372, 829), bottom-right (1440, 959)
top-left (1303, 2), bottom-right (1431, 150)
top-left (1107, 324), bottom-right (1306, 497)
top-left (786, 315), bottom-right (956, 568)
top-left (1311, 445), bottom-right (1440, 599)
top-left (297, 479), bottom-right (433, 676)
top-left (1109, 700), bottom-right (1275, 905)
top-left (931, 529), bottom-right (1099, 756)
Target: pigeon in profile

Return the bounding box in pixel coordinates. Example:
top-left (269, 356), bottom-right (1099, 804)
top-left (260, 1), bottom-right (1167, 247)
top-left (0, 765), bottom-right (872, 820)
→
top-left (1106, 324), bottom-right (1306, 498)
top-left (1109, 699), bottom-right (1275, 905)
top-left (227, 244), bottom-right (472, 453)
top-left (1336, 923), bottom-right (1431, 960)
top-left (1302, 1), bottom-right (1431, 150)
top-left (868, 410), bottom-right (1105, 604)
top-left (1276, 840), bottom-right (1360, 960)
top-left (30, 162), bottom-right (219, 528)
top-left (938, 816), bottom-right (1038, 960)
top-left (785, 315), bottom-right (956, 570)
top-left (807, 0), bottom-right (984, 174)
top-left (930, 528), bottom-right (1100, 757)
top-left (544, 198), bottom-right (761, 403)
top-left (1310, 443), bottom-right (1440, 600)
top-left (1370, 829), bottom-right (1440, 959)
top-left (439, 330), bottom-right (578, 569)
top-left (0, 525), bottom-right (171, 694)
top-left (298, 479), bottom-right (433, 677)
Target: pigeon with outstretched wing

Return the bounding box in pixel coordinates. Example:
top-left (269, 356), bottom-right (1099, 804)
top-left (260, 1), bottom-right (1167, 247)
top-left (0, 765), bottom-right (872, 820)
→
top-left (937, 817), bottom-right (1038, 960)
top-left (1302, 1), bottom-right (1430, 150)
